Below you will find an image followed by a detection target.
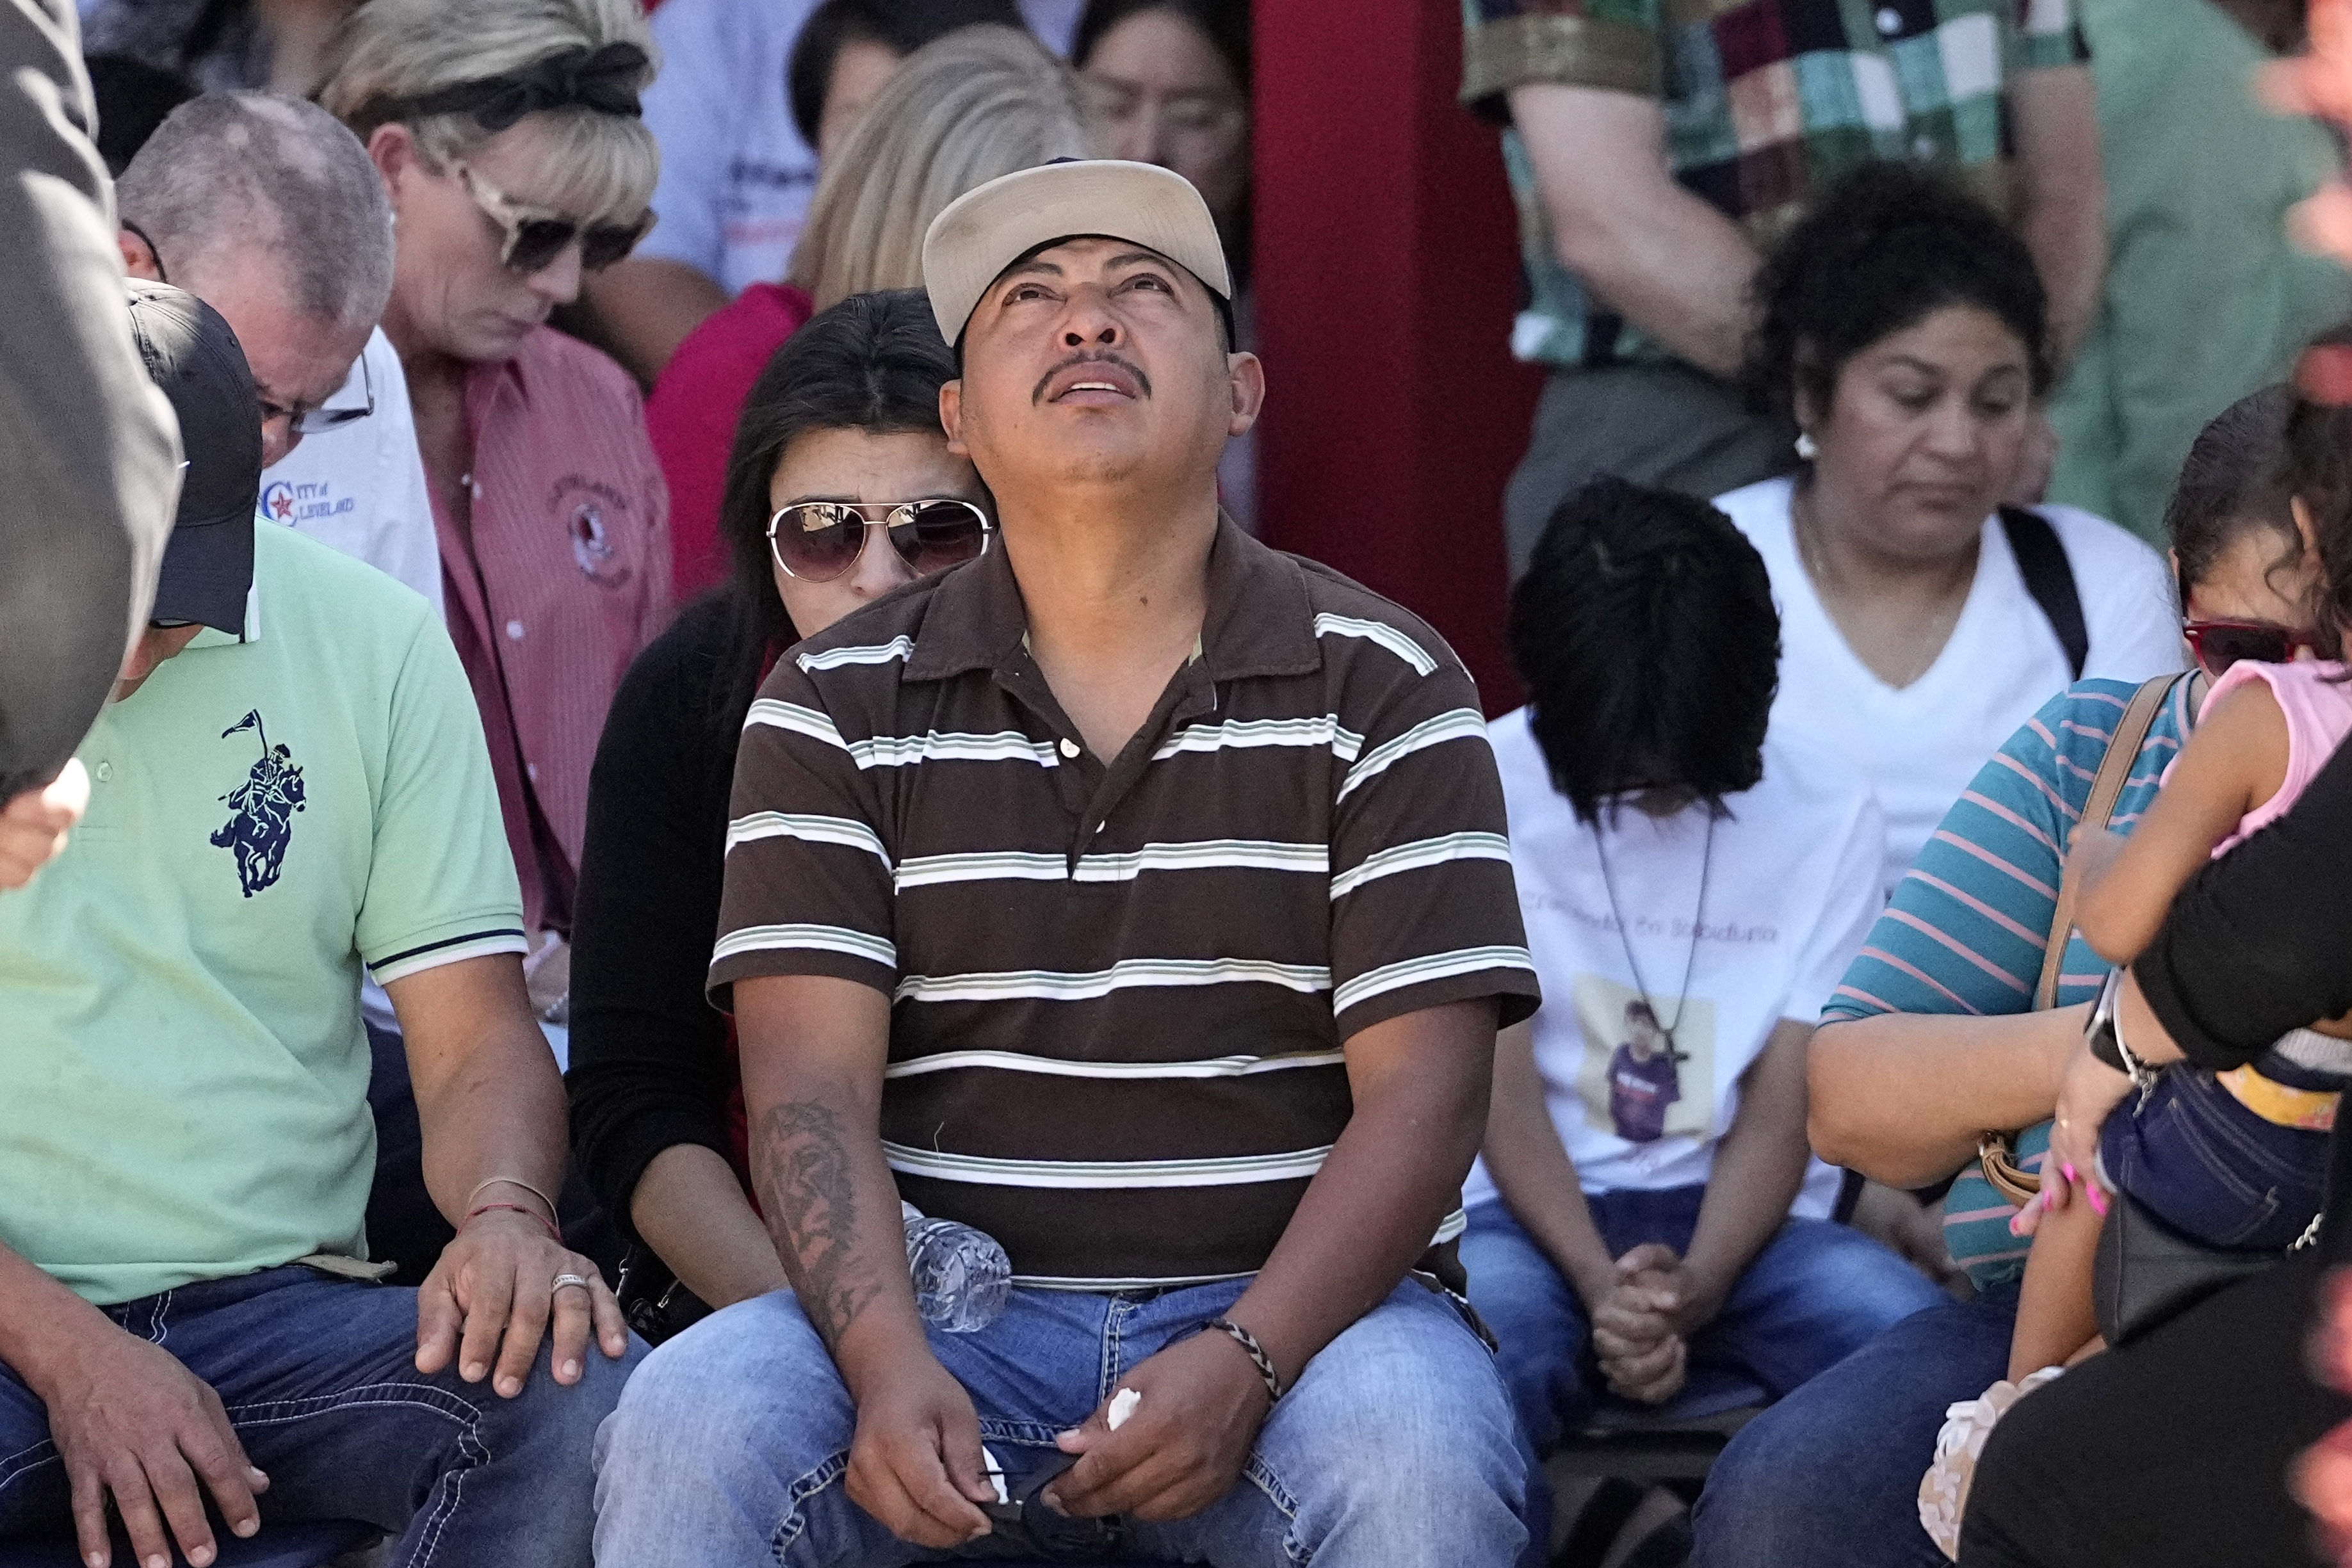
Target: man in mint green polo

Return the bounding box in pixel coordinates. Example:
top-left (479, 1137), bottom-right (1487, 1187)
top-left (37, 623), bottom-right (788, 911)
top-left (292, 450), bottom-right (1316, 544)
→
top-left (0, 282), bottom-right (638, 1568)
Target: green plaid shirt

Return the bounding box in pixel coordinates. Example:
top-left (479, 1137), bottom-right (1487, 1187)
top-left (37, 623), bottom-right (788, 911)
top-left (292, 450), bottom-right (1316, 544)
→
top-left (1463, 0), bottom-right (2089, 369)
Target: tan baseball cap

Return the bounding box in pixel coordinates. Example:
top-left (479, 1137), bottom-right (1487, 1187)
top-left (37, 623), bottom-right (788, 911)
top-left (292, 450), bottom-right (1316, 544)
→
top-left (921, 158), bottom-right (1232, 344)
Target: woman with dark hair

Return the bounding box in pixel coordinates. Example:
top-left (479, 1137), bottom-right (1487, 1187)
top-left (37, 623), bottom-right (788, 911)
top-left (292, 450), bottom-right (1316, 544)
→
top-left (1463, 477), bottom-right (1949, 1565)
top-left (1723, 161), bottom-right (2180, 903)
top-left (1687, 379), bottom-right (2321, 1568)
top-left (566, 289), bottom-right (992, 1335)
top-left (784, 0), bottom-right (1026, 161)
top-left (1073, 0), bottom-right (1256, 526)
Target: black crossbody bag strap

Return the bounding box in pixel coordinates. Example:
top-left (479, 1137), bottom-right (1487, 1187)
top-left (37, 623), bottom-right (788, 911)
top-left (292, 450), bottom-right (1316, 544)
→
top-left (2000, 506), bottom-right (2089, 681)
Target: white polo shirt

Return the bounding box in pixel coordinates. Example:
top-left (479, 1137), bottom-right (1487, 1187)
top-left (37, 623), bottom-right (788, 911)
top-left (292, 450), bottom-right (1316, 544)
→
top-left (259, 328), bottom-right (442, 618)
top-left (1463, 711), bottom-right (1885, 1217)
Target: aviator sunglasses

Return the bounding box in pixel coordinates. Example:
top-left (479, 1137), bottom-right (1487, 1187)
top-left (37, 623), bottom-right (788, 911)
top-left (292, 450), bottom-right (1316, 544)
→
top-left (766, 499), bottom-right (992, 583)
top-left (457, 165), bottom-right (653, 275)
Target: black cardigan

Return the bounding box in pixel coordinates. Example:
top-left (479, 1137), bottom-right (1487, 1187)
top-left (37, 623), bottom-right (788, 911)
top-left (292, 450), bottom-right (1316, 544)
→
top-left (2135, 731), bottom-right (2352, 1264)
top-left (566, 597), bottom-right (752, 1242)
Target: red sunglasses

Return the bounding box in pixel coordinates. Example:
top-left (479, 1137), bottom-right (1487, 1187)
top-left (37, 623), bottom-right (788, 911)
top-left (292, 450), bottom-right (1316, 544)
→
top-left (2177, 565), bottom-right (2318, 677)
top-left (2182, 619), bottom-right (2317, 679)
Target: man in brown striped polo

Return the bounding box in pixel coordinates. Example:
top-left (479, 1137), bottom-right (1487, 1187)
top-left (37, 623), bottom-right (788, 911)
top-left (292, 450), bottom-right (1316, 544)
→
top-left (593, 159), bottom-right (1543, 1568)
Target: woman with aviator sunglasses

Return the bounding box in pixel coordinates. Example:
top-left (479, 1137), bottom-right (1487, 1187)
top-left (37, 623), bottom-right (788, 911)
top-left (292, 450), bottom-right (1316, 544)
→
top-left (318, 0), bottom-right (672, 1015)
top-left (567, 290), bottom-right (991, 1338)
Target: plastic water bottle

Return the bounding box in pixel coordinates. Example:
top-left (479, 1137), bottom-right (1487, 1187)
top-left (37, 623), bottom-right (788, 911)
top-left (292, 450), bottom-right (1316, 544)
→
top-left (902, 1201), bottom-right (1011, 1332)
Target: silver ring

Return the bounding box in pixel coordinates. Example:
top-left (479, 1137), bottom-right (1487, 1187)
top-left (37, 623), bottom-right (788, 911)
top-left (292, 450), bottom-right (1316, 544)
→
top-left (551, 1272), bottom-right (593, 1296)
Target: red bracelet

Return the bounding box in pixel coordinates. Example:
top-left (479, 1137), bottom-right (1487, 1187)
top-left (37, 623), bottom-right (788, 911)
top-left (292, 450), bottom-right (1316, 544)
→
top-left (462, 1201), bottom-right (562, 1244)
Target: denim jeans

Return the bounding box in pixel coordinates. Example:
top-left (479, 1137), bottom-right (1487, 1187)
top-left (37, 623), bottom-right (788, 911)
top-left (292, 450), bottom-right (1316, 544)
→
top-left (1686, 1281), bottom-right (2020, 1568)
top-left (1461, 1191), bottom-right (1950, 1564)
top-left (2101, 1067), bottom-right (2332, 1251)
top-left (592, 1276), bottom-right (1528, 1567)
top-left (0, 1265), bottom-right (643, 1567)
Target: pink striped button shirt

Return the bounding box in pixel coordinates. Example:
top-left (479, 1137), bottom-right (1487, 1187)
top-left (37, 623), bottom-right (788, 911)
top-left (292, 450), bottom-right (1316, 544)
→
top-left (432, 327), bottom-right (672, 936)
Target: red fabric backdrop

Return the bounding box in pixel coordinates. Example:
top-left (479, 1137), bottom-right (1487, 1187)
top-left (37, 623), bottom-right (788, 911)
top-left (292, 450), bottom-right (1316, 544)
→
top-left (1251, 0), bottom-right (1543, 714)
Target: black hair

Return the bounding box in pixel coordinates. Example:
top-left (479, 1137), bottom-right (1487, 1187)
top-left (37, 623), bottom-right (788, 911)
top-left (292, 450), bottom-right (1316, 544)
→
top-left (85, 55), bottom-right (196, 177)
top-left (2283, 323), bottom-right (2352, 656)
top-left (1742, 162), bottom-right (2050, 425)
top-left (786, 0), bottom-right (1026, 148)
top-left (1070, 0), bottom-right (1253, 291)
top-left (1509, 477), bottom-right (1780, 825)
top-left (708, 287), bottom-right (960, 737)
top-left (2165, 384), bottom-right (2301, 602)
top-left (1072, 0), bottom-right (1248, 88)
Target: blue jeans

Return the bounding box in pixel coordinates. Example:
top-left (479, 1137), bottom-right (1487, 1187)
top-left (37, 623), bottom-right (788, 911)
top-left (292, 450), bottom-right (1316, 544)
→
top-left (593, 1277), bottom-right (1528, 1567)
top-left (1687, 1281), bottom-right (2021, 1568)
top-left (2102, 1068), bottom-right (2331, 1251)
top-left (0, 1266), bottom-right (642, 1567)
top-left (1462, 1192), bottom-right (1949, 1563)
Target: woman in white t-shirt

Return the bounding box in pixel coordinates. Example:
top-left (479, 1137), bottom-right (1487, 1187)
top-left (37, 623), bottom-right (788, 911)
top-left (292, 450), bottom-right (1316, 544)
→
top-left (1460, 477), bottom-right (1951, 1564)
top-left (1719, 164), bottom-right (2180, 901)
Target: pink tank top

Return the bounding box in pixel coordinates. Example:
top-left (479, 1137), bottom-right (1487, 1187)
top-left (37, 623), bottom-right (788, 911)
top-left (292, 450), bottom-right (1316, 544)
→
top-left (2208, 659), bottom-right (2352, 855)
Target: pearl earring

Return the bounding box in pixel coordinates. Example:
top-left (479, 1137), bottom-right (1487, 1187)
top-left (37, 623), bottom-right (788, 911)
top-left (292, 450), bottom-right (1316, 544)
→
top-left (1795, 430), bottom-right (1819, 461)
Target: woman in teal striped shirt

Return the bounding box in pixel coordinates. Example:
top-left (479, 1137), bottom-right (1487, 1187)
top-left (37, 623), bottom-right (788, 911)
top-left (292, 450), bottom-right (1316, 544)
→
top-left (1689, 388), bottom-right (2321, 1568)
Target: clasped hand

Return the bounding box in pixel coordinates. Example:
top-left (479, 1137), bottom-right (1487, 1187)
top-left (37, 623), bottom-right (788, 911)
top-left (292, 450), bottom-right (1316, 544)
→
top-left (2018, 1041), bottom-right (2138, 1234)
top-left (1587, 1244), bottom-right (1718, 1405)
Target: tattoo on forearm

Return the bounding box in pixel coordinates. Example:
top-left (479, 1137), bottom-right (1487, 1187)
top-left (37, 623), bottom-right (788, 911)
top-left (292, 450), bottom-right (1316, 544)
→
top-left (753, 1101), bottom-right (883, 1350)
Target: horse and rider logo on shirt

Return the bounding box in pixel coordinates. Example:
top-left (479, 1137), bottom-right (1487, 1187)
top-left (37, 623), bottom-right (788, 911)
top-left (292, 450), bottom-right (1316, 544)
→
top-left (210, 709), bottom-right (304, 897)
top-left (1571, 973), bottom-right (1716, 1145)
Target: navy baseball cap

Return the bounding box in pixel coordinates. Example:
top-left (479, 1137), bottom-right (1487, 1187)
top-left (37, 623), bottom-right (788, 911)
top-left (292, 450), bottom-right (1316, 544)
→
top-left (126, 280), bottom-right (259, 635)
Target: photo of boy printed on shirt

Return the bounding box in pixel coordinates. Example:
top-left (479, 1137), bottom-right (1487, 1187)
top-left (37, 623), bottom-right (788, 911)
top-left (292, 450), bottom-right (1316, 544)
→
top-left (1571, 973), bottom-right (1713, 1145)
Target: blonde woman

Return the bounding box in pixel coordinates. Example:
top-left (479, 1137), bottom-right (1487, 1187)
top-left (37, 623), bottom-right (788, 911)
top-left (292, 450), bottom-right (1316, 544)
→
top-left (645, 23), bottom-right (1089, 595)
top-left (319, 0), bottom-right (674, 999)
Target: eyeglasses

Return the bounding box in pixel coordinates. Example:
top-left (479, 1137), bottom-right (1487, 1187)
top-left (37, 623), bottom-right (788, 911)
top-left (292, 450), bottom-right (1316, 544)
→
top-left (455, 164), bottom-right (653, 275)
top-left (261, 349), bottom-right (376, 438)
top-left (765, 499), bottom-right (991, 583)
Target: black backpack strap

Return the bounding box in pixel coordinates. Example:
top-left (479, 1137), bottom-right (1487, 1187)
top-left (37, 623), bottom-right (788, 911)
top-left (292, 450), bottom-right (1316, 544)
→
top-left (2000, 506), bottom-right (2088, 681)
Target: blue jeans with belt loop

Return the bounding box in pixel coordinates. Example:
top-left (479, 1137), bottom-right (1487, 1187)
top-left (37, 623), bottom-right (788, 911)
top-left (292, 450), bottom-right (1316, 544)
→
top-left (0, 1264), bottom-right (643, 1567)
top-left (591, 1275), bottom-right (1529, 1566)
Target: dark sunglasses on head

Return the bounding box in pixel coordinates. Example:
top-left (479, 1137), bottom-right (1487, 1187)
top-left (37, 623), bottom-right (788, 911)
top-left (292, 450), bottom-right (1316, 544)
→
top-left (457, 165), bottom-right (653, 275)
top-left (2182, 619), bottom-right (2316, 679)
top-left (2176, 565), bottom-right (2318, 677)
top-left (766, 499), bottom-right (991, 583)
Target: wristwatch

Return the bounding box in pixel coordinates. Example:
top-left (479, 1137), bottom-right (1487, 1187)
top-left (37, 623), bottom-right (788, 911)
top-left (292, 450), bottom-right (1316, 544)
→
top-left (2086, 969), bottom-right (2157, 1088)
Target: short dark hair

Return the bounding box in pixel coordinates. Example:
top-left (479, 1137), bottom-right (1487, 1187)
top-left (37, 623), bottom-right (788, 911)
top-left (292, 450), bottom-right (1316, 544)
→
top-left (1509, 477), bottom-right (1780, 824)
top-left (2283, 323), bottom-right (2352, 656)
top-left (1742, 161), bottom-right (2050, 424)
top-left (708, 288), bottom-right (961, 735)
top-left (786, 0), bottom-right (1026, 147)
top-left (2166, 384), bottom-right (2301, 602)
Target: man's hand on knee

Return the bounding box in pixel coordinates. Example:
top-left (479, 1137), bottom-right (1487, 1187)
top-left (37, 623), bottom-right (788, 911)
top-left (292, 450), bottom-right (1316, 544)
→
top-left (1045, 1325), bottom-right (1271, 1523)
top-left (31, 1314), bottom-right (268, 1568)
top-left (843, 1350), bottom-right (994, 1548)
top-left (414, 1208), bottom-right (628, 1397)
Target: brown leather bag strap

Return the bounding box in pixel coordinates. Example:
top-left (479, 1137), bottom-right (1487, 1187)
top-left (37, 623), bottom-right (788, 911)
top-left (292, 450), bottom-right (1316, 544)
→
top-left (2031, 674), bottom-right (2178, 1010)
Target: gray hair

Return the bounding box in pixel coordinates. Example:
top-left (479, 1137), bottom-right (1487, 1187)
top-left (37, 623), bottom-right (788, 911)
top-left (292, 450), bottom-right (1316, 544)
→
top-left (116, 92), bottom-right (395, 332)
top-left (315, 0), bottom-right (658, 228)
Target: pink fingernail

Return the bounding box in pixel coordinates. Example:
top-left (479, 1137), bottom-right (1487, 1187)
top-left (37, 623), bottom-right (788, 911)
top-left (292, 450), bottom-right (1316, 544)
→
top-left (2088, 1185), bottom-right (2110, 1216)
top-left (2061, 1161), bottom-right (2079, 1184)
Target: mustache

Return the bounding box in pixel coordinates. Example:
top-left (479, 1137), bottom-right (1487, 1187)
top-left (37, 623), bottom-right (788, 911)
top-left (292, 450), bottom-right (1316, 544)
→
top-left (1031, 350), bottom-right (1151, 406)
